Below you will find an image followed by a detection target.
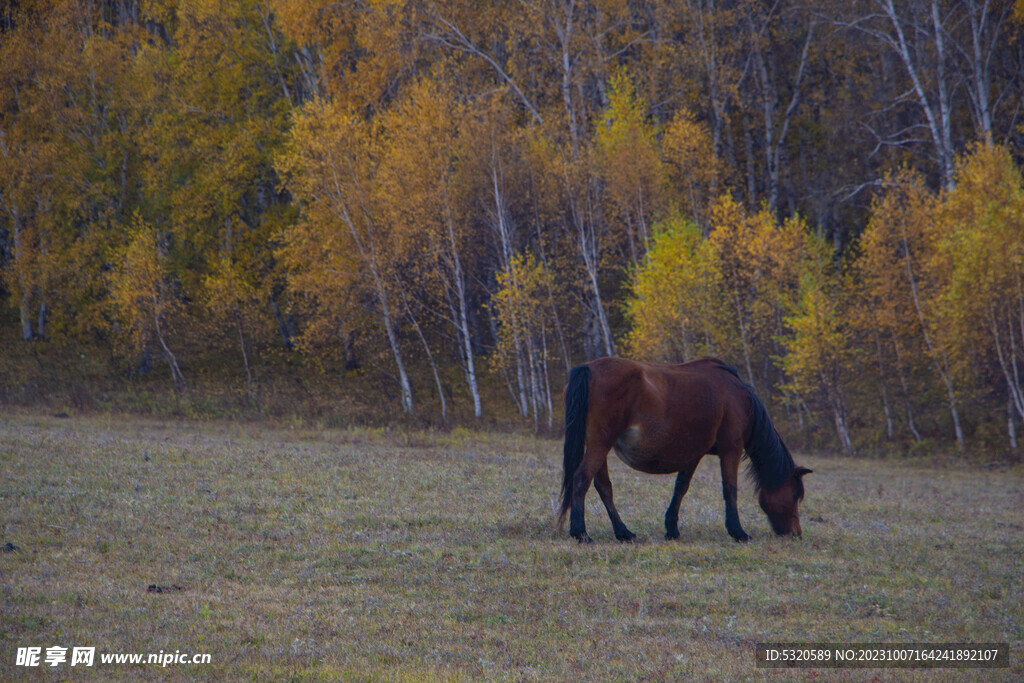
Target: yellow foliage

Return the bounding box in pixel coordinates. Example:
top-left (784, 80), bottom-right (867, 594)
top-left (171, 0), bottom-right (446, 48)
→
top-left (594, 69), bottom-right (665, 259)
top-left (376, 78), bottom-right (462, 261)
top-left (490, 251), bottom-right (553, 374)
top-left (626, 199), bottom-right (829, 381)
top-left (780, 270), bottom-right (850, 398)
top-left (706, 195), bottom-right (825, 383)
top-left (107, 216), bottom-right (175, 356)
top-left (275, 100), bottom-right (375, 346)
top-left (661, 109), bottom-right (722, 228)
top-left (624, 219), bottom-right (718, 362)
top-left (858, 167), bottom-right (951, 379)
top-left (940, 144), bottom-right (1024, 388)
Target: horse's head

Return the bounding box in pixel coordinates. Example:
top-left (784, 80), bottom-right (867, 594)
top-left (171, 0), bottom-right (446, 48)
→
top-left (758, 466), bottom-right (812, 537)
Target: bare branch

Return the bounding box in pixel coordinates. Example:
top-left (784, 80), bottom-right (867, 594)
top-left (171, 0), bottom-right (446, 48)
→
top-left (423, 10), bottom-right (544, 125)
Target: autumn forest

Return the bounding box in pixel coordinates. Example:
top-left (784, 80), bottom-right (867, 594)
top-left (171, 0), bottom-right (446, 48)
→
top-left (2, 0), bottom-right (1023, 454)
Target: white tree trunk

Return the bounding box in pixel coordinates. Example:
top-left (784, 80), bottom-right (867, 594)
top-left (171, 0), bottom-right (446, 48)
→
top-left (444, 210), bottom-right (481, 418)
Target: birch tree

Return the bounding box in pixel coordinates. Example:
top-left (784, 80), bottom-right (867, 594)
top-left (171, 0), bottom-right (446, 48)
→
top-left (279, 102), bottom-right (414, 413)
top-left (376, 79), bottom-right (483, 418)
top-left (107, 216), bottom-right (187, 391)
top-left (490, 251), bottom-right (556, 429)
top-left (941, 144), bottom-right (1024, 448)
top-left (862, 169), bottom-right (965, 448)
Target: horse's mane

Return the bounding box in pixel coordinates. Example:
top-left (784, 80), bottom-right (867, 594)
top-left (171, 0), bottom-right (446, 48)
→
top-left (712, 363), bottom-right (742, 381)
top-left (712, 363), bottom-right (798, 493)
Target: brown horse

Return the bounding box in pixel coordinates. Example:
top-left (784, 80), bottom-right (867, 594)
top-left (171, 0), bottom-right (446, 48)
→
top-left (559, 356), bottom-right (811, 543)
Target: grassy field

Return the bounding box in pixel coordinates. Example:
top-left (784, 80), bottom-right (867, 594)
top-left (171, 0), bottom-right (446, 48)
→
top-left (1, 412), bottom-right (1021, 680)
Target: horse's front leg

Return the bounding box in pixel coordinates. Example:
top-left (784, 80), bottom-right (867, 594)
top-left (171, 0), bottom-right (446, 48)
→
top-left (719, 449), bottom-right (751, 542)
top-left (664, 464), bottom-right (697, 540)
top-left (593, 461), bottom-right (636, 542)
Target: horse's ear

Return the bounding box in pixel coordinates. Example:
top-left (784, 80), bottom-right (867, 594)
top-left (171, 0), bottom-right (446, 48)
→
top-left (795, 467), bottom-right (813, 477)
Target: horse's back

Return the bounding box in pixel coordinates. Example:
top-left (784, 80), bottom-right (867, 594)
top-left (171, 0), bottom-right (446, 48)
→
top-left (583, 356), bottom-right (749, 470)
top-left (585, 356), bottom-right (742, 406)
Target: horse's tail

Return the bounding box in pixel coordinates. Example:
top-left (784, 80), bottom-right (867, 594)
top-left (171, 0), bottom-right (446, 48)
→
top-left (735, 374), bottom-right (795, 492)
top-left (559, 364), bottom-right (590, 525)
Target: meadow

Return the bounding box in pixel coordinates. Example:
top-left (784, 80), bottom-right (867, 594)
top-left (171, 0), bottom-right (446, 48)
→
top-left (1, 412), bottom-right (1021, 680)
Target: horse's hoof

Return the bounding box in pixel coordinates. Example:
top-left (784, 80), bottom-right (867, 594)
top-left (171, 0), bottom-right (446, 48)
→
top-left (616, 531), bottom-right (637, 543)
top-left (732, 532), bottom-right (751, 543)
top-left (665, 529), bottom-right (680, 540)
top-left (573, 533), bottom-right (593, 544)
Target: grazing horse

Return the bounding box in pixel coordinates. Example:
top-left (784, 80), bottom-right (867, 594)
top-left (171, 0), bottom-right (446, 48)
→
top-left (559, 356), bottom-right (811, 543)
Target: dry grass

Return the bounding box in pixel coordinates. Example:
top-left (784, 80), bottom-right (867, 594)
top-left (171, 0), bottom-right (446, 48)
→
top-left (1, 412), bottom-right (1021, 680)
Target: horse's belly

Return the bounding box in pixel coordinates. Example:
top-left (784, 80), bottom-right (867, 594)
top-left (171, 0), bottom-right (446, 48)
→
top-left (612, 425), bottom-right (677, 474)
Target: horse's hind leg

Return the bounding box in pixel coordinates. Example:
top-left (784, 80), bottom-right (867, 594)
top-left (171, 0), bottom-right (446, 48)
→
top-left (568, 447), bottom-right (608, 544)
top-left (593, 461), bottom-right (636, 542)
top-left (664, 464), bottom-right (697, 540)
top-left (719, 448), bottom-right (751, 542)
